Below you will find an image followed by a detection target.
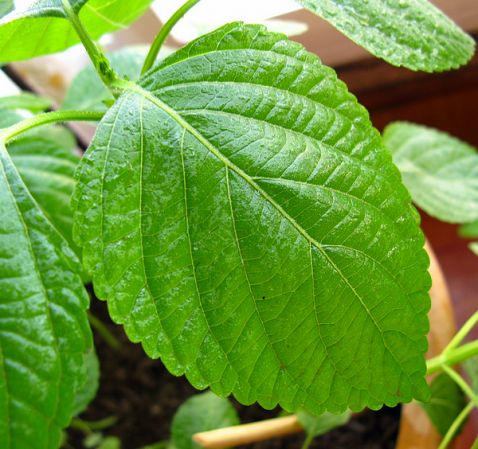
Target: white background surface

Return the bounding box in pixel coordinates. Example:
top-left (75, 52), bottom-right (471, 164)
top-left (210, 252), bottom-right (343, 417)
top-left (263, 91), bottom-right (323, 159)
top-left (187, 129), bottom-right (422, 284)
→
top-left (151, 0), bottom-right (301, 42)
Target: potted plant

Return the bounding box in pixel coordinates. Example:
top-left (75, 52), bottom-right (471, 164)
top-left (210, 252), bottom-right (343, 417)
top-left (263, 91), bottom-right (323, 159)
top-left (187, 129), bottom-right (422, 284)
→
top-left (0, 1), bottom-right (477, 448)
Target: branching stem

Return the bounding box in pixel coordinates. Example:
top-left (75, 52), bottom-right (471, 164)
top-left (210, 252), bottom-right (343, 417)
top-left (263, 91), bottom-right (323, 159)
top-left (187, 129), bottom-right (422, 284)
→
top-left (61, 0), bottom-right (118, 88)
top-left (443, 365), bottom-right (478, 408)
top-left (88, 312), bottom-right (120, 350)
top-left (141, 0), bottom-right (201, 74)
top-left (427, 339), bottom-right (478, 375)
top-left (445, 310), bottom-right (478, 352)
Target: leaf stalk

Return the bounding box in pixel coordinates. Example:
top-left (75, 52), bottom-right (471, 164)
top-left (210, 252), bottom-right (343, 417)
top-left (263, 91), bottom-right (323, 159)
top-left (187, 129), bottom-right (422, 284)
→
top-left (141, 0), bottom-right (201, 74)
top-left (0, 110), bottom-right (104, 143)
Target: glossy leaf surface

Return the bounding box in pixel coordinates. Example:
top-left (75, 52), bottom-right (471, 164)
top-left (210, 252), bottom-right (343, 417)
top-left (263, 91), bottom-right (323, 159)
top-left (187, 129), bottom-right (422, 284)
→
top-left (171, 392), bottom-right (239, 449)
top-left (0, 0), bottom-right (153, 63)
top-left (74, 23), bottom-right (430, 414)
top-left (0, 143), bottom-right (92, 449)
top-left (9, 127), bottom-right (80, 253)
top-left (384, 122), bottom-right (478, 224)
top-left (294, 0), bottom-right (475, 72)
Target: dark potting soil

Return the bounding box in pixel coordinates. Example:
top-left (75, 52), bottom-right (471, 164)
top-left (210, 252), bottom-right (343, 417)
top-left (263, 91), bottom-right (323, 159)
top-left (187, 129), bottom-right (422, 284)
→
top-left (68, 298), bottom-right (400, 449)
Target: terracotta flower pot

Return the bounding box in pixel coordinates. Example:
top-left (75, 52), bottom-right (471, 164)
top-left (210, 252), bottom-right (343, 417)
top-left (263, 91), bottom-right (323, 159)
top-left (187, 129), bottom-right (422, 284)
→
top-left (396, 241), bottom-right (457, 449)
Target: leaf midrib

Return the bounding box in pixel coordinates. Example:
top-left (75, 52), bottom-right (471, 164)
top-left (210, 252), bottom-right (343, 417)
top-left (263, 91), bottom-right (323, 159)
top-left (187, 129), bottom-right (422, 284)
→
top-left (123, 82), bottom-right (406, 378)
top-left (129, 84), bottom-right (325, 248)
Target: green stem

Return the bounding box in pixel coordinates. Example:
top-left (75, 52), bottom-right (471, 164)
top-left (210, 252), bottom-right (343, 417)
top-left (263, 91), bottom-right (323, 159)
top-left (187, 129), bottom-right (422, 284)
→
top-left (61, 0), bottom-right (118, 87)
top-left (141, 0), bottom-right (201, 74)
top-left (0, 110), bottom-right (104, 143)
top-left (300, 433), bottom-right (314, 449)
top-left (70, 416), bottom-right (117, 434)
top-left (88, 311), bottom-right (120, 350)
top-left (427, 339), bottom-right (478, 375)
top-left (437, 402), bottom-right (474, 449)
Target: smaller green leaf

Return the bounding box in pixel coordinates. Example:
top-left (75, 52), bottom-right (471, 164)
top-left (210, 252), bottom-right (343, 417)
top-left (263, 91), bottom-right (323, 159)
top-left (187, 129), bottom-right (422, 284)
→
top-left (0, 0), bottom-right (13, 18)
top-left (72, 348), bottom-right (100, 416)
top-left (464, 357), bottom-right (478, 391)
top-left (63, 49), bottom-right (146, 112)
top-left (0, 0), bottom-right (153, 63)
top-left (421, 373), bottom-right (466, 436)
top-left (459, 221), bottom-right (478, 239)
top-left (84, 433), bottom-right (104, 448)
top-left (84, 433), bottom-right (121, 449)
top-left (470, 243), bottom-right (478, 257)
top-left (294, 0), bottom-right (475, 72)
top-left (0, 93), bottom-right (52, 113)
top-left (97, 437), bottom-right (121, 449)
top-left (171, 392), bottom-right (239, 449)
top-left (384, 122), bottom-right (478, 223)
top-left (297, 410), bottom-right (351, 437)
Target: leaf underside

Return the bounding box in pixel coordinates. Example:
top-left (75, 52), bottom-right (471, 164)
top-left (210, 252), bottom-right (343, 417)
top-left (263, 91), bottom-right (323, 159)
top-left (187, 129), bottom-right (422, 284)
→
top-left (295, 0), bottom-right (475, 72)
top-left (0, 0), bottom-right (153, 63)
top-left (0, 143), bottom-right (92, 449)
top-left (74, 23), bottom-right (431, 415)
top-left (384, 122), bottom-right (478, 224)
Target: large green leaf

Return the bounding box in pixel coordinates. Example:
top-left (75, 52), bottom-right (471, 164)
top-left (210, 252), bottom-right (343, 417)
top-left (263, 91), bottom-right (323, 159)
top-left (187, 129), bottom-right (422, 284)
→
top-left (294, 0), bottom-right (475, 72)
top-left (73, 23), bottom-right (430, 415)
top-left (421, 373), bottom-right (466, 436)
top-left (171, 392), bottom-right (239, 449)
top-left (0, 0), bottom-right (153, 63)
top-left (384, 122), bottom-right (478, 224)
top-left (0, 142), bottom-right (92, 449)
